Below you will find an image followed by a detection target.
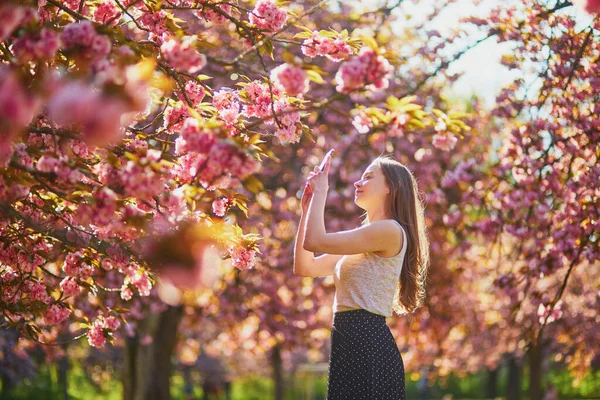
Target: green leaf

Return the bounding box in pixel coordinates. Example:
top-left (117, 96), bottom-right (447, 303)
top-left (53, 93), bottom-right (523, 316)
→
top-left (306, 70), bottom-right (325, 84)
top-left (360, 35), bottom-right (379, 51)
top-left (243, 175), bottom-right (264, 194)
top-left (293, 32), bottom-right (313, 39)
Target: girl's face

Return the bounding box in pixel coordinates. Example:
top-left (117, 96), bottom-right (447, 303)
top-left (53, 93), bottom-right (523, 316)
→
top-left (353, 163), bottom-right (389, 209)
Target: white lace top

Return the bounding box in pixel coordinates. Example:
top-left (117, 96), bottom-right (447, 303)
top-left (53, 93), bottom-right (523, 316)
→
top-left (332, 220), bottom-right (408, 317)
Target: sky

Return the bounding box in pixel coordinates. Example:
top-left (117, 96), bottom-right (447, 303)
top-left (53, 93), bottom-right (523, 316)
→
top-left (394, 0), bottom-right (520, 108)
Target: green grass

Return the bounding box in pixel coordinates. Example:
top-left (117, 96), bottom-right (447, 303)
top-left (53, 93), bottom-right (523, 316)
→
top-left (2, 362), bottom-right (599, 399)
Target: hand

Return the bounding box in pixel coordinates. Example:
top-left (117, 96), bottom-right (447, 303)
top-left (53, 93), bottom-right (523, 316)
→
top-left (306, 150), bottom-right (333, 195)
top-left (301, 181), bottom-right (313, 214)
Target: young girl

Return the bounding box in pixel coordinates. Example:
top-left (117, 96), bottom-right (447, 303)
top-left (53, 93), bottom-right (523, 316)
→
top-left (293, 152), bottom-right (430, 400)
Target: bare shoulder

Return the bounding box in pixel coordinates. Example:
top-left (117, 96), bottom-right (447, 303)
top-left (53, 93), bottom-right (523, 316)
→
top-left (370, 220), bottom-right (404, 257)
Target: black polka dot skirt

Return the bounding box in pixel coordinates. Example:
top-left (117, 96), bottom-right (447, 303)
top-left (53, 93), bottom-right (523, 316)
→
top-left (327, 309), bottom-right (405, 400)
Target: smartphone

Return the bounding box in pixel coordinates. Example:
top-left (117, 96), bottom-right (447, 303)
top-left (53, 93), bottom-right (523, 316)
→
top-left (318, 149), bottom-right (335, 171)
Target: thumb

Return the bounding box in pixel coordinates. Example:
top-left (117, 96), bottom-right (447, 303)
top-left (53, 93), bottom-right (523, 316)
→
top-left (324, 151), bottom-right (334, 174)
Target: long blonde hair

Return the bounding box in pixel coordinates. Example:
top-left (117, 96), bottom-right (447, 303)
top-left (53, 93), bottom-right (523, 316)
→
top-left (361, 155), bottom-right (430, 315)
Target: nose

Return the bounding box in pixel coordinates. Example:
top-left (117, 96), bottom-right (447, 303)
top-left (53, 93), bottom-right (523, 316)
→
top-left (354, 181), bottom-right (361, 189)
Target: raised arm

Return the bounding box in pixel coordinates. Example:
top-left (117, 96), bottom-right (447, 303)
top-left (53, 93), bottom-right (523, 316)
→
top-left (293, 183), bottom-right (343, 277)
top-left (293, 210), bottom-right (344, 277)
top-left (303, 192), bottom-right (402, 255)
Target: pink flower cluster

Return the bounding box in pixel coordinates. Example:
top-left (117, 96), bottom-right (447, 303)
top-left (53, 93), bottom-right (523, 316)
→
top-left (301, 32), bottom-right (353, 62)
top-left (16, 249), bottom-right (46, 273)
top-left (249, 0), bottom-right (287, 32)
top-left (24, 281), bottom-right (52, 304)
top-left (432, 132), bottom-right (458, 152)
top-left (163, 103), bottom-right (193, 133)
top-left (11, 28), bottom-right (61, 63)
top-left (0, 68), bottom-right (40, 163)
top-left (573, 0), bottom-right (600, 13)
top-left (47, 81), bottom-right (127, 146)
top-left (212, 197), bottom-right (229, 216)
top-left (0, 4), bottom-right (27, 41)
top-left (242, 81), bottom-right (282, 119)
top-left (196, 3), bottom-right (232, 24)
top-left (119, 154), bottom-right (166, 202)
top-left (137, 10), bottom-right (170, 43)
top-left (61, 21), bottom-right (112, 61)
top-left (240, 81), bottom-right (302, 143)
top-left (334, 47), bottom-right (394, 93)
top-left (213, 88), bottom-right (240, 126)
top-left (0, 175), bottom-right (30, 202)
top-left (63, 251), bottom-right (94, 280)
top-left (270, 63), bottom-right (309, 97)
top-left (229, 246), bottom-right (256, 271)
top-left (93, 0), bottom-right (121, 25)
top-left (60, 277), bottom-right (82, 298)
top-left (121, 269), bottom-right (152, 299)
top-left (270, 100), bottom-right (302, 144)
top-left (174, 118), bottom-right (260, 189)
top-left (45, 304), bottom-right (71, 326)
top-left (177, 80), bottom-right (206, 106)
top-left (175, 118), bottom-right (216, 155)
top-left (87, 311), bottom-right (122, 348)
top-left (87, 320), bottom-right (106, 348)
top-left (35, 155), bottom-right (85, 183)
top-left (160, 37), bottom-right (207, 74)
top-left (351, 109), bottom-right (371, 134)
top-left (77, 187), bottom-right (118, 226)
top-left (537, 300), bottom-right (563, 324)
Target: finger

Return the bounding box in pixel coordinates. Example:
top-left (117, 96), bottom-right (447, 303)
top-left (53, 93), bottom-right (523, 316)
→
top-left (324, 151), bottom-right (334, 174)
top-left (313, 165), bottom-right (320, 172)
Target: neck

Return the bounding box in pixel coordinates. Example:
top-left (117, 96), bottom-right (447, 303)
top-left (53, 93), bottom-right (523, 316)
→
top-left (366, 207), bottom-right (388, 223)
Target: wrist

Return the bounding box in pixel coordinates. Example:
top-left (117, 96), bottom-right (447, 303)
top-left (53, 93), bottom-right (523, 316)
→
top-left (313, 188), bottom-right (328, 196)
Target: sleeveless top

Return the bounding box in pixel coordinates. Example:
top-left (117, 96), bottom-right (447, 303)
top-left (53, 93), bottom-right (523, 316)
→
top-left (332, 220), bottom-right (408, 318)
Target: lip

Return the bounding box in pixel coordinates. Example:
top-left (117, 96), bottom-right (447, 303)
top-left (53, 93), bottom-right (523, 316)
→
top-left (355, 190), bottom-right (363, 195)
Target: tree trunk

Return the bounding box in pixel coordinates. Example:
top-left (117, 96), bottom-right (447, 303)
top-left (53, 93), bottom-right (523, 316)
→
top-left (528, 341), bottom-right (543, 400)
top-left (271, 343), bottom-right (285, 400)
top-left (506, 353), bottom-right (521, 400)
top-left (57, 352), bottom-right (69, 400)
top-left (486, 365), bottom-right (498, 399)
top-left (122, 305), bottom-right (184, 400)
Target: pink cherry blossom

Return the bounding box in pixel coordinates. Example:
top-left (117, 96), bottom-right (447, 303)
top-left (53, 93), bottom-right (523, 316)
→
top-left (24, 281), bottom-right (52, 304)
top-left (45, 304), bottom-right (71, 326)
top-left (120, 285), bottom-right (133, 301)
top-left (212, 197), bottom-right (229, 216)
top-left (87, 320), bottom-right (106, 348)
top-left (12, 28), bottom-right (61, 63)
top-left (432, 132), bottom-right (458, 151)
top-left (61, 21), bottom-right (111, 60)
top-left (160, 36), bottom-right (207, 74)
top-left (60, 277), bottom-right (82, 298)
top-left (213, 88), bottom-right (240, 126)
top-left (196, 3), bottom-right (232, 24)
top-left (242, 81), bottom-right (282, 120)
top-left (104, 315), bottom-right (121, 330)
top-left (93, 0), bottom-right (121, 25)
top-left (573, 0), bottom-right (600, 13)
top-left (335, 47), bottom-right (393, 93)
top-left (132, 271), bottom-right (152, 296)
top-left (178, 80), bottom-right (206, 106)
top-left (270, 63), bottom-right (309, 97)
top-left (351, 110), bottom-right (371, 134)
top-left (301, 32), bottom-right (353, 62)
top-left (0, 67), bottom-right (40, 141)
top-left (249, 0), bottom-right (287, 32)
top-left (137, 10), bottom-right (170, 43)
top-left (270, 100), bottom-right (302, 144)
top-left (175, 118), bottom-right (217, 155)
top-left (229, 246), bottom-right (256, 271)
top-left (0, 4), bottom-right (26, 41)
